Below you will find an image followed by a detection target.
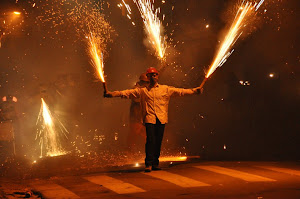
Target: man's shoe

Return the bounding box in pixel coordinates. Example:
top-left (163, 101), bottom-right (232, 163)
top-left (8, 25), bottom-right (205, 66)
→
top-left (145, 166), bottom-right (152, 172)
top-left (152, 166), bottom-right (162, 171)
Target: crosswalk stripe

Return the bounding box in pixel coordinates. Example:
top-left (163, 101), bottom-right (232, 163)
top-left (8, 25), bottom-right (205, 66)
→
top-left (30, 182), bottom-right (80, 199)
top-left (84, 175), bottom-right (146, 194)
top-left (143, 171), bottom-right (210, 187)
top-left (195, 166), bottom-right (276, 182)
top-left (257, 166), bottom-right (300, 176)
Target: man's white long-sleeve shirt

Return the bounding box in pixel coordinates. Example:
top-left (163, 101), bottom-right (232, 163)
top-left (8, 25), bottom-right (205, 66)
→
top-left (115, 84), bottom-right (198, 124)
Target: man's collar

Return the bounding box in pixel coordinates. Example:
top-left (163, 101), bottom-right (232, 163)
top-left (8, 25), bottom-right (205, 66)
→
top-left (147, 83), bottom-right (159, 89)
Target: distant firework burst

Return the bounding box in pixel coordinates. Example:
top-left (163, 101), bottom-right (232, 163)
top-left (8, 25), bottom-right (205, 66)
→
top-left (36, 98), bottom-right (69, 157)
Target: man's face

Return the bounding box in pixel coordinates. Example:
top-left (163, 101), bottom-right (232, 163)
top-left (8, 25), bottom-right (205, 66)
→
top-left (147, 73), bottom-right (159, 84)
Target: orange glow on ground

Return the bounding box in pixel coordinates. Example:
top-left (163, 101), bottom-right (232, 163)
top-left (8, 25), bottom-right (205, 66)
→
top-left (159, 156), bottom-right (188, 162)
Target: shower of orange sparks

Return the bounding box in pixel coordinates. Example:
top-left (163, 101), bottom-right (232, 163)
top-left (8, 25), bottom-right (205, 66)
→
top-left (206, 0), bottom-right (265, 78)
top-left (41, 98), bottom-right (53, 126)
top-left (133, 0), bottom-right (166, 60)
top-left (37, 98), bottom-right (68, 157)
top-left (88, 33), bottom-right (105, 83)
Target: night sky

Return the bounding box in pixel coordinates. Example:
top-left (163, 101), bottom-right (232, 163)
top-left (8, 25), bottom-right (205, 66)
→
top-left (0, 0), bottom-right (299, 160)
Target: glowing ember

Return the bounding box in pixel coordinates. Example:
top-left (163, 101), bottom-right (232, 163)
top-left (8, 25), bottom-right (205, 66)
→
top-left (36, 98), bottom-right (68, 157)
top-left (130, 156), bottom-right (189, 165)
top-left (159, 156), bottom-right (188, 162)
top-left (13, 11), bottom-right (21, 15)
top-left (206, 0), bottom-right (265, 78)
top-left (133, 0), bottom-right (166, 60)
top-left (88, 32), bottom-right (105, 83)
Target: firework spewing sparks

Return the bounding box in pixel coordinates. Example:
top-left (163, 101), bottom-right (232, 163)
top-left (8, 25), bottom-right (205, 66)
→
top-left (205, 0), bottom-right (265, 80)
top-left (87, 32), bottom-right (109, 92)
top-left (133, 0), bottom-right (166, 60)
top-left (88, 32), bottom-right (105, 83)
top-left (36, 98), bottom-right (68, 157)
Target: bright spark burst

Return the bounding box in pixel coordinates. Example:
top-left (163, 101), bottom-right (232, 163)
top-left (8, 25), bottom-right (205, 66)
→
top-left (206, 0), bottom-right (265, 78)
top-left (88, 32), bottom-right (105, 83)
top-left (133, 0), bottom-right (166, 60)
top-left (36, 98), bottom-right (69, 157)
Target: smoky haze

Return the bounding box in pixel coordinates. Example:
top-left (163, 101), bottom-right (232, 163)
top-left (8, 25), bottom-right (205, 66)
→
top-left (0, 0), bottom-right (299, 161)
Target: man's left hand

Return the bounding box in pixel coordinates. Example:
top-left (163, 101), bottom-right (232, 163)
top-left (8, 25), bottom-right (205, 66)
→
top-left (194, 87), bottom-right (204, 94)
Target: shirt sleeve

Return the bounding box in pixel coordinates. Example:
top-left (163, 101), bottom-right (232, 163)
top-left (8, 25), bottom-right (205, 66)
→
top-left (119, 88), bottom-right (141, 99)
top-left (131, 85), bottom-right (141, 102)
top-left (168, 86), bottom-right (197, 97)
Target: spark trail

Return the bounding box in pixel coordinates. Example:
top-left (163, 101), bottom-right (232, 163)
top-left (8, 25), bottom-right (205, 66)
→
top-left (133, 0), bottom-right (166, 60)
top-left (206, 0), bottom-right (265, 79)
top-left (88, 32), bottom-right (105, 83)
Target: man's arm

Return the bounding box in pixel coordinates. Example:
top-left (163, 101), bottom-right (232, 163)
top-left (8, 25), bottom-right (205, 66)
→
top-left (104, 91), bottom-right (122, 98)
top-left (168, 86), bottom-right (203, 97)
top-left (104, 88), bottom-right (141, 99)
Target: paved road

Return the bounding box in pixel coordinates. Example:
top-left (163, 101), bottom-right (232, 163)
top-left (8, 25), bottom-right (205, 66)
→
top-left (28, 161), bottom-right (300, 199)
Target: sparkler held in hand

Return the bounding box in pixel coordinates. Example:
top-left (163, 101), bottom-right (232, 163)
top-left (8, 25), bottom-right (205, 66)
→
top-left (199, 77), bottom-right (208, 89)
top-left (199, 0), bottom-right (265, 89)
top-left (88, 32), bottom-right (108, 93)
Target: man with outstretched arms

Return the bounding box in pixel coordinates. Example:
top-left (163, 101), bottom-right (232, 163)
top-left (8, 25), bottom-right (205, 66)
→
top-left (104, 67), bottom-right (203, 172)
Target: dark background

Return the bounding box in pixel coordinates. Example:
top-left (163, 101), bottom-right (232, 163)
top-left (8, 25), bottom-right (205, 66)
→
top-left (0, 0), bottom-right (299, 161)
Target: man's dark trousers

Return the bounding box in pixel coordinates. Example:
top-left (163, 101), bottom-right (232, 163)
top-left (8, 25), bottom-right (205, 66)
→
top-left (145, 118), bottom-right (165, 167)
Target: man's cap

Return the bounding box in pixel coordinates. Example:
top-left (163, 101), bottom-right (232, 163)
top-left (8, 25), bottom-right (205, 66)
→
top-left (146, 67), bottom-right (159, 75)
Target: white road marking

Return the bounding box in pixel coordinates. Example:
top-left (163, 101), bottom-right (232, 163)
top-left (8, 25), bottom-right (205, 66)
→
top-left (84, 175), bottom-right (146, 194)
top-left (143, 170), bottom-right (210, 187)
top-left (30, 182), bottom-right (80, 199)
top-left (257, 166), bottom-right (300, 177)
top-left (195, 165), bottom-right (276, 182)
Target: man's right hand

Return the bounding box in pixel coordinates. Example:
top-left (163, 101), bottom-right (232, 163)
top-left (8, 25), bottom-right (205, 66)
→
top-left (104, 91), bottom-right (113, 98)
